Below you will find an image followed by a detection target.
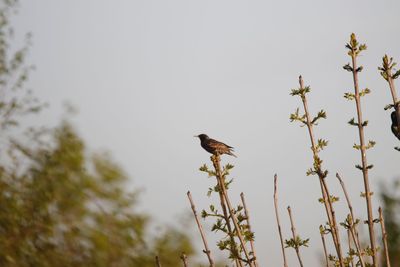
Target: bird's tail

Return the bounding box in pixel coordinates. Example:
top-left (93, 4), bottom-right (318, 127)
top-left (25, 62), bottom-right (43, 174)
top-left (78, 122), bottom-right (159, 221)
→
top-left (228, 150), bottom-right (237, 158)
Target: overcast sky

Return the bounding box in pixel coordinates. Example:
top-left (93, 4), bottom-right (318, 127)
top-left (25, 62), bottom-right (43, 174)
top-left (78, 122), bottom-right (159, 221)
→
top-left (14, 0), bottom-right (400, 265)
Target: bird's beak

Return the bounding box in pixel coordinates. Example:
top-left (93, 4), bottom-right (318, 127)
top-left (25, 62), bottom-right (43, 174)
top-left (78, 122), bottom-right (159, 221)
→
top-left (194, 135), bottom-right (198, 138)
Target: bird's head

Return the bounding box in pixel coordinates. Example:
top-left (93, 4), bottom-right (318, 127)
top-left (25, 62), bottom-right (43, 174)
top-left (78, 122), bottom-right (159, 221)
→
top-left (391, 111), bottom-right (398, 125)
top-left (194, 134), bottom-right (209, 141)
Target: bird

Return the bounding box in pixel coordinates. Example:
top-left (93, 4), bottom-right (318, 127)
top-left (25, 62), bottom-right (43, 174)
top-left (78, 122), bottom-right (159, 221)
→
top-left (391, 111), bottom-right (400, 140)
top-left (195, 134), bottom-right (237, 157)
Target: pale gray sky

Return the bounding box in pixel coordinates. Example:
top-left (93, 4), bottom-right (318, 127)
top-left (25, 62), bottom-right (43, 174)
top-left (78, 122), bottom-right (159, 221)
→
top-left (14, 0), bottom-right (400, 265)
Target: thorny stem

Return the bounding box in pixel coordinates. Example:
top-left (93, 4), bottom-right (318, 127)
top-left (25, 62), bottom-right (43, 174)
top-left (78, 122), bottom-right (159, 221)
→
top-left (298, 76), bottom-right (345, 267)
top-left (155, 256), bottom-right (162, 267)
top-left (273, 174), bottom-right (288, 267)
top-left (187, 191), bottom-right (215, 267)
top-left (211, 155), bottom-right (253, 267)
top-left (320, 229), bottom-right (329, 267)
top-left (240, 192), bottom-right (259, 267)
top-left (379, 207), bottom-right (391, 267)
top-left (287, 206), bottom-right (304, 267)
top-left (349, 44), bottom-right (377, 266)
top-left (336, 173), bottom-right (365, 266)
top-left (180, 253), bottom-right (189, 267)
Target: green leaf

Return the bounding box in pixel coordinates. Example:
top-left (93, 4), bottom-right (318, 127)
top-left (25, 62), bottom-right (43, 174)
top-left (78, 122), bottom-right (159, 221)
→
top-left (344, 92), bottom-right (355, 100)
top-left (343, 63), bottom-right (353, 72)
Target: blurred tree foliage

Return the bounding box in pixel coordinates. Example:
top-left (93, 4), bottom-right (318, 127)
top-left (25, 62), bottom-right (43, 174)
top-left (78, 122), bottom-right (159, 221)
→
top-left (0, 0), bottom-right (195, 266)
top-left (1, 122), bottom-right (195, 267)
top-left (380, 179), bottom-right (400, 267)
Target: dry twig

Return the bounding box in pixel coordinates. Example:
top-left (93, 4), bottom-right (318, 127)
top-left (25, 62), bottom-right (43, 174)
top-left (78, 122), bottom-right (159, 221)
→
top-left (287, 206), bottom-right (304, 267)
top-left (273, 174), bottom-right (288, 267)
top-left (240, 192), bottom-right (259, 267)
top-left (336, 173), bottom-right (365, 267)
top-left (379, 207), bottom-right (391, 267)
top-left (187, 191), bottom-right (215, 267)
top-left (320, 227), bottom-right (329, 267)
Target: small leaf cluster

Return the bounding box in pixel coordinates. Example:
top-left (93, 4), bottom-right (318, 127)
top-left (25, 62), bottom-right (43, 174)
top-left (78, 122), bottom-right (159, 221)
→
top-left (355, 163), bottom-right (374, 171)
top-left (284, 235), bottom-right (310, 249)
top-left (200, 164), bottom-right (233, 196)
top-left (345, 33), bottom-right (367, 58)
top-left (327, 254), bottom-right (360, 267)
top-left (339, 214), bottom-right (360, 230)
top-left (318, 195), bottom-right (339, 204)
top-left (306, 155), bottom-right (328, 179)
top-left (199, 161), bottom-right (255, 264)
top-left (379, 55), bottom-right (400, 81)
top-left (290, 85), bottom-right (311, 98)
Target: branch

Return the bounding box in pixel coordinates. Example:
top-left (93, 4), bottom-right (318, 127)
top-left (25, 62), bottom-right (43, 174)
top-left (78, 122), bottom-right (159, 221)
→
top-left (346, 33), bottom-right (377, 266)
top-left (287, 206), bottom-right (305, 267)
top-left (336, 173), bottom-right (365, 267)
top-left (292, 75), bottom-right (345, 267)
top-left (319, 226), bottom-right (329, 267)
top-left (240, 192), bottom-right (259, 267)
top-left (379, 55), bottom-right (400, 148)
top-left (211, 155), bottom-right (253, 266)
top-left (379, 207), bottom-right (391, 267)
top-left (187, 191), bottom-right (215, 267)
top-left (274, 174), bottom-right (288, 267)
top-left (347, 230), bottom-right (354, 267)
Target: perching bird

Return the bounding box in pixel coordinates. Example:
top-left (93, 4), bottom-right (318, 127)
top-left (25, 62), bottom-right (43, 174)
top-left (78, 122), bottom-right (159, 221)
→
top-left (391, 111), bottom-right (400, 140)
top-left (195, 134), bottom-right (237, 157)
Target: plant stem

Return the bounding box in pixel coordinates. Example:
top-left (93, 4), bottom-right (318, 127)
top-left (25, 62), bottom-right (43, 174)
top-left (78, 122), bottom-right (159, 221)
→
top-left (347, 230), bottom-right (354, 267)
top-left (240, 192), bottom-right (259, 267)
top-left (349, 46), bottom-right (377, 266)
top-left (379, 207), bottom-right (391, 267)
top-left (336, 173), bottom-right (365, 267)
top-left (273, 174), bottom-right (288, 267)
top-left (187, 191), bottom-right (215, 267)
top-left (180, 253), bottom-right (189, 267)
top-left (320, 228), bottom-right (329, 267)
top-left (211, 155), bottom-right (253, 266)
top-left (386, 67), bottom-right (400, 134)
top-left (287, 206), bottom-right (304, 267)
top-left (298, 76), bottom-right (345, 267)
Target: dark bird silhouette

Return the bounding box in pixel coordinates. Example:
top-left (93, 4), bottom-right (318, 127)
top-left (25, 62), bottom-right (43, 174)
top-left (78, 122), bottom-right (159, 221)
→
top-left (391, 111), bottom-right (400, 140)
top-left (195, 134), bottom-right (237, 157)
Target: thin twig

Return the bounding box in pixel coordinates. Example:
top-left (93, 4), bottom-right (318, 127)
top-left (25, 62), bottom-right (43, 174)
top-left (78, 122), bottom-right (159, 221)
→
top-left (180, 253), bottom-right (189, 267)
top-left (320, 227), bottom-right (329, 267)
top-left (155, 256), bottom-right (162, 267)
top-left (187, 191), bottom-right (215, 267)
top-left (207, 160), bottom-right (242, 267)
top-left (348, 34), bottom-right (377, 266)
top-left (287, 206), bottom-right (304, 267)
top-left (298, 76), bottom-right (345, 267)
top-left (211, 155), bottom-right (253, 267)
top-left (336, 173), bottom-right (365, 267)
top-left (346, 214), bottom-right (366, 267)
top-left (240, 192), bottom-right (259, 267)
top-left (347, 230), bottom-right (354, 267)
top-left (274, 174), bottom-right (288, 267)
top-left (379, 207), bottom-right (391, 267)
top-left (381, 55), bottom-right (400, 140)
